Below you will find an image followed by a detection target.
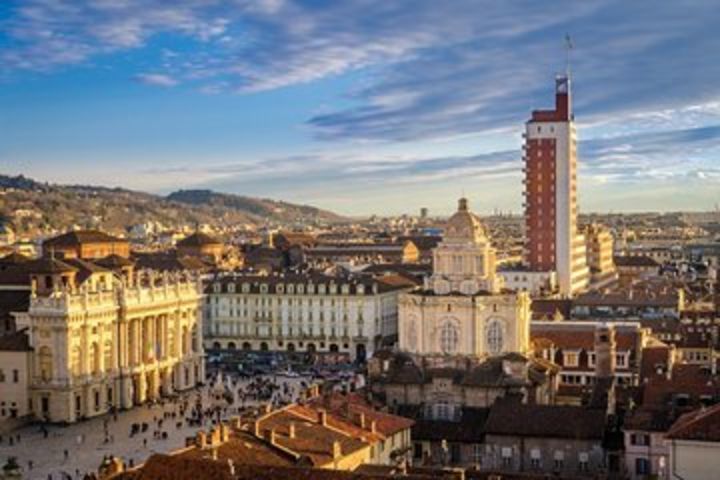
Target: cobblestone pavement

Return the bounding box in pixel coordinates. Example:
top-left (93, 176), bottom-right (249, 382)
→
top-left (0, 374), bottom-right (316, 480)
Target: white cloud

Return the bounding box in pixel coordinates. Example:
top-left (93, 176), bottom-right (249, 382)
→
top-left (135, 73), bottom-right (178, 87)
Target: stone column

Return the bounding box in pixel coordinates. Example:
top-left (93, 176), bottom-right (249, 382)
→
top-left (81, 325), bottom-right (89, 376)
top-left (149, 368), bottom-right (160, 400)
top-left (121, 376), bottom-right (134, 409)
top-left (161, 368), bottom-right (173, 396)
top-left (137, 373), bottom-right (147, 404)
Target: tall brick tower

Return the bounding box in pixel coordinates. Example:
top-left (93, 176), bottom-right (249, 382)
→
top-left (523, 75), bottom-right (589, 296)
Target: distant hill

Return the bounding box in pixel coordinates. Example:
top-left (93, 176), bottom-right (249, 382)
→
top-left (166, 189), bottom-right (338, 222)
top-left (0, 174), bottom-right (344, 237)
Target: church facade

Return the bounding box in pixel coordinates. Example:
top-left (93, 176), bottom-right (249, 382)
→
top-left (370, 199), bottom-right (556, 419)
top-left (398, 198), bottom-right (531, 359)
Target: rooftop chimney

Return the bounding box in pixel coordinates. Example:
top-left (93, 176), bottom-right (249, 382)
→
top-left (288, 422), bottom-right (296, 439)
top-left (332, 440), bottom-right (342, 459)
top-left (319, 409), bottom-right (328, 427)
top-left (232, 416), bottom-right (242, 430)
top-left (358, 412), bottom-right (366, 430)
top-left (220, 424), bottom-right (230, 443)
top-left (268, 428), bottom-right (277, 446)
top-left (594, 324), bottom-right (616, 379)
top-left (370, 420), bottom-right (377, 434)
top-left (196, 431), bottom-right (208, 449)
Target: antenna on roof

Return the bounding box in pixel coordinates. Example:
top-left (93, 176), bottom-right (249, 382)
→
top-left (565, 33), bottom-right (574, 77)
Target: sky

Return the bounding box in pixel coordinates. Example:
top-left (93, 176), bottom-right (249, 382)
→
top-left (1, 0), bottom-right (719, 216)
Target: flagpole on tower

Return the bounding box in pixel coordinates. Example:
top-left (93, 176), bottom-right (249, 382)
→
top-left (565, 34), bottom-right (574, 77)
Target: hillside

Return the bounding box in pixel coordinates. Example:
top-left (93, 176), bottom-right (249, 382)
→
top-left (0, 174), bottom-right (344, 237)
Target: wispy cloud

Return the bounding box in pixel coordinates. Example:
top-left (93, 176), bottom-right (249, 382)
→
top-left (135, 72), bottom-right (178, 87)
top-left (128, 124), bottom-right (720, 214)
top-left (3, 1), bottom-right (719, 140)
top-left (1, 1), bottom-right (719, 213)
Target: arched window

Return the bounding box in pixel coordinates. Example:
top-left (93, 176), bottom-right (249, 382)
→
top-left (440, 322), bottom-right (459, 354)
top-left (486, 319), bottom-right (504, 355)
top-left (39, 346), bottom-right (53, 382)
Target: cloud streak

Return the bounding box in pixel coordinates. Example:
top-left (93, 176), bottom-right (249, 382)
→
top-left (135, 72), bottom-right (178, 87)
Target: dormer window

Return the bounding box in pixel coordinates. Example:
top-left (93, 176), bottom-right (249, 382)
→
top-left (276, 284), bottom-right (284, 294)
top-left (213, 283), bottom-right (221, 293)
top-left (563, 351), bottom-right (580, 367)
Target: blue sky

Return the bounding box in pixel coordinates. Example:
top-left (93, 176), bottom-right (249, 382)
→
top-left (1, 0), bottom-right (719, 216)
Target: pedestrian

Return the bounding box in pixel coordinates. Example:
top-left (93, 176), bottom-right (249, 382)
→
top-left (64, 449), bottom-right (69, 462)
top-left (28, 460), bottom-right (33, 470)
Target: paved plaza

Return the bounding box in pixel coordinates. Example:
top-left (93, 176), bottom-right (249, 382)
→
top-left (0, 373), bottom-right (315, 480)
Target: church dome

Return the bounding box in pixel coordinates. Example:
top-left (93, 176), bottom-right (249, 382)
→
top-left (445, 198), bottom-right (487, 243)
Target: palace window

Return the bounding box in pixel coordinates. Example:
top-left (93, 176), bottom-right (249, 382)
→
top-left (564, 351), bottom-right (580, 367)
top-left (440, 322), bottom-right (459, 354)
top-left (530, 449), bottom-right (541, 470)
top-left (486, 319), bottom-right (504, 355)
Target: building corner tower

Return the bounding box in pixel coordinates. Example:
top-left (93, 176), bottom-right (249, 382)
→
top-left (523, 74), bottom-right (589, 297)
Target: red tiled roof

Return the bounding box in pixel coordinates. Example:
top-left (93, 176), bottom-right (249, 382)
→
top-left (0, 328), bottom-right (31, 352)
top-left (44, 229), bottom-right (125, 246)
top-left (484, 400), bottom-right (606, 440)
top-left (177, 232), bottom-right (221, 247)
top-left (531, 323), bottom-right (640, 350)
top-left (668, 403), bottom-right (720, 442)
top-left (307, 392), bottom-right (415, 437)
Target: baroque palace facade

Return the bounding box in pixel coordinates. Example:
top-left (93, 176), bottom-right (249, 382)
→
top-left (3, 232), bottom-right (205, 423)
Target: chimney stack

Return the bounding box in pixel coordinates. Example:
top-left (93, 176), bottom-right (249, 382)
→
top-left (318, 409), bottom-right (328, 427)
top-left (332, 440), bottom-right (342, 459)
top-left (253, 420), bottom-right (261, 438)
top-left (196, 431), bottom-right (208, 449)
top-left (232, 416), bottom-right (242, 430)
top-left (358, 412), bottom-right (366, 429)
top-left (370, 420), bottom-right (377, 434)
top-left (288, 422), bottom-right (296, 439)
top-left (268, 428), bottom-right (277, 446)
top-left (594, 324), bottom-right (616, 379)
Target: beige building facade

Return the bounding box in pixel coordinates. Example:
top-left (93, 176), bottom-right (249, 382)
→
top-left (399, 198), bottom-right (531, 358)
top-left (13, 260), bottom-right (204, 423)
top-left (204, 273), bottom-right (409, 361)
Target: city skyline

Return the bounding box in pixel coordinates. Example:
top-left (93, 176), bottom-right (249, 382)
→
top-left (1, 1), bottom-right (719, 215)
